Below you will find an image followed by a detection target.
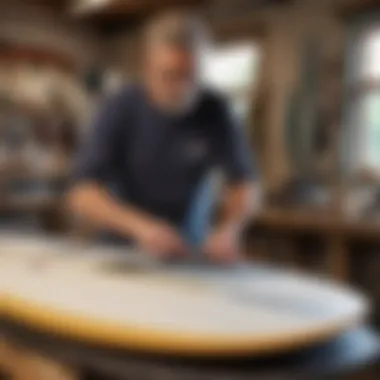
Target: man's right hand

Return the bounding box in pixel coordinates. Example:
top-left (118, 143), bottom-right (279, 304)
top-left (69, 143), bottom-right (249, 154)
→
top-left (134, 219), bottom-right (189, 259)
top-left (68, 183), bottom-right (189, 260)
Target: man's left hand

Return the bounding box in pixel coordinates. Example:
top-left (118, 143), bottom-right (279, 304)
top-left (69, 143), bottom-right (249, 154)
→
top-left (203, 225), bottom-right (242, 264)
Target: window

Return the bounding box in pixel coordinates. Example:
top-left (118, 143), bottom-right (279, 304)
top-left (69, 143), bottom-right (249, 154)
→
top-left (201, 42), bottom-right (261, 121)
top-left (346, 25), bottom-right (380, 172)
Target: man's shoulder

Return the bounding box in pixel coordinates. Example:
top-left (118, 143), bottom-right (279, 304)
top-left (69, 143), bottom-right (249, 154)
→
top-left (93, 84), bottom-right (142, 135)
top-left (106, 83), bottom-right (142, 109)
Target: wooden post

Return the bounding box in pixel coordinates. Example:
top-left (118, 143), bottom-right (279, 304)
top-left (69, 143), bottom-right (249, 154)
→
top-left (327, 235), bottom-right (349, 282)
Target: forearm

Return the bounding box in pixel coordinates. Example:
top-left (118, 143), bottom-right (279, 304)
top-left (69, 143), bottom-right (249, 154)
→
top-left (218, 182), bottom-right (258, 232)
top-left (67, 182), bottom-right (151, 240)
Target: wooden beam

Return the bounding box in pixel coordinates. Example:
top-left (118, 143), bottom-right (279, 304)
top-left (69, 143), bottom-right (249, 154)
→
top-left (213, 15), bottom-right (267, 41)
top-left (337, 0), bottom-right (380, 19)
top-left (19, 0), bottom-right (70, 11)
top-left (0, 44), bottom-right (75, 72)
top-left (73, 0), bottom-right (204, 18)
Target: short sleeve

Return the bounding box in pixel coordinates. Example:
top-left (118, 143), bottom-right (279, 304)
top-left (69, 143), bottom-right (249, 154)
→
top-left (213, 97), bottom-right (258, 183)
top-left (73, 92), bottom-right (127, 184)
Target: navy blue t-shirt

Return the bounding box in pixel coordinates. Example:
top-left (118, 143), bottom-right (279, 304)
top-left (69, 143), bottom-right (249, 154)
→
top-left (74, 85), bottom-right (256, 227)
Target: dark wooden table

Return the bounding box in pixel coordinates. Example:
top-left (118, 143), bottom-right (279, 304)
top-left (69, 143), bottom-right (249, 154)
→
top-left (1, 320), bottom-right (379, 380)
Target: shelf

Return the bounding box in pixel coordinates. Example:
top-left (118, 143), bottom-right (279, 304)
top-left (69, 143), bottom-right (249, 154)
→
top-left (0, 195), bottom-right (59, 213)
top-left (256, 208), bottom-right (380, 240)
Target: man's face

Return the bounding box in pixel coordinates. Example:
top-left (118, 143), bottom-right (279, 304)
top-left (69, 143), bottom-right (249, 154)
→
top-left (145, 44), bottom-right (200, 114)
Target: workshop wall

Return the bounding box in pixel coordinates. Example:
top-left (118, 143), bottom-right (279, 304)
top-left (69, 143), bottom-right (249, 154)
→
top-left (0, 0), bottom-right (100, 69)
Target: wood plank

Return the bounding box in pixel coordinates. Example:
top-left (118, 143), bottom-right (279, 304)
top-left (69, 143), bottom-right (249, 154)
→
top-left (73, 0), bottom-right (205, 18)
top-left (327, 235), bottom-right (350, 282)
top-left (337, 0), bottom-right (380, 18)
top-left (0, 337), bottom-right (79, 380)
top-left (255, 209), bottom-right (380, 241)
top-left (19, 0), bottom-right (70, 11)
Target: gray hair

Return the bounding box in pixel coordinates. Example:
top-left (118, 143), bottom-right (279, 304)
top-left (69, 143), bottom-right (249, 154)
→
top-left (143, 10), bottom-right (210, 51)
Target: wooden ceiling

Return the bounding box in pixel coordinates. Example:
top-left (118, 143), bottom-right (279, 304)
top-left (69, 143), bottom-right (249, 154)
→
top-left (24, 0), bottom-right (290, 21)
top-left (21, 0), bottom-right (71, 11)
top-left (24, 0), bottom-right (380, 19)
top-left (20, 0), bottom-right (292, 35)
top-left (20, 0), bottom-right (203, 17)
top-left (72, 0), bottom-right (205, 17)
top-left (73, 0), bottom-right (207, 34)
top-left (21, 0), bottom-right (206, 32)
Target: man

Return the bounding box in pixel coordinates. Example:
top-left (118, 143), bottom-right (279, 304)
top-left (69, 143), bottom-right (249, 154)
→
top-left (69, 11), bottom-right (258, 263)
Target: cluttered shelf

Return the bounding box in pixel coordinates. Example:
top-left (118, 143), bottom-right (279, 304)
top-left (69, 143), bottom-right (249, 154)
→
top-left (255, 208), bottom-right (380, 240)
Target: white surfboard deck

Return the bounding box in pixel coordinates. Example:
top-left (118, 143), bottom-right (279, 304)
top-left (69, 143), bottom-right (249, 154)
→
top-left (0, 233), bottom-right (370, 357)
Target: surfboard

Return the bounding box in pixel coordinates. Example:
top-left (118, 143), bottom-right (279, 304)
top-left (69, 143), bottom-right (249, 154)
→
top-left (0, 234), bottom-right (370, 357)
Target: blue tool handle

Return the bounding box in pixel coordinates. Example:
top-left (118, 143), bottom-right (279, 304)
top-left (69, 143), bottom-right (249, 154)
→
top-left (181, 171), bottom-right (219, 253)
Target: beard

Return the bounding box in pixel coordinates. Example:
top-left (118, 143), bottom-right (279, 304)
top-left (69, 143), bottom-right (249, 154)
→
top-left (161, 87), bottom-right (200, 116)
